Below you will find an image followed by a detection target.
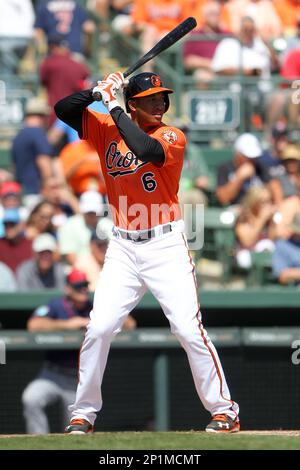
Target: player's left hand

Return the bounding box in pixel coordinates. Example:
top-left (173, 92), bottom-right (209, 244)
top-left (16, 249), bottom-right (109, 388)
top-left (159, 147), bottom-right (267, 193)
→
top-left (103, 71), bottom-right (125, 89)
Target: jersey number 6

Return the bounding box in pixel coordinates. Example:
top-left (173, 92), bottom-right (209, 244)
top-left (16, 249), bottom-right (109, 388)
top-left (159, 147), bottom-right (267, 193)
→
top-left (141, 172), bottom-right (157, 192)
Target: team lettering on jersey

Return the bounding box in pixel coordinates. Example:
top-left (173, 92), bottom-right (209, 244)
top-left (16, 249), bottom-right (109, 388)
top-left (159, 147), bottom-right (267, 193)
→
top-left (105, 141), bottom-right (148, 178)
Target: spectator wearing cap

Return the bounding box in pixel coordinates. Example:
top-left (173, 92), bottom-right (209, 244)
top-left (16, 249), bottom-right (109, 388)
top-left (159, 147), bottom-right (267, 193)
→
top-left (269, 144), bottom-right (300, 204)
top-left (21, 268), bottom-right (92, 434)
top-left (258, 121), bottom-right (289, 182)
top-left (272, 211), bottom-right (300, 285)
top-left (40, 34), bottom-right (90, 127)
top-left (0, 209), bottom-right (33, 273)
top-left (34, 0), bottom-right (96, 58)
top-left (216, 133), bottom-right (269, 206)
top-left (16, 233), bottom-right (65, 291)
top-left (0, 182), bottom-right (28, 234)
top-left (58, 191), bottom-right (112, 266)
top-left (11, 98), bottom-right (54, 209)
top-left (21, 266), bottom-right (136, 434)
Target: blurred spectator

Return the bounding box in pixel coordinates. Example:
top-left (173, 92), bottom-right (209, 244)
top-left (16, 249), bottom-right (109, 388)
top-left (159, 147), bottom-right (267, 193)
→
top-left (40, 34), bottom-right (90, 126)
top-left (212, 16), bottom-right (274, 84)
top-left (16, 233), bottom-right (65, 291)
top-left (87, 0), bottom-right (110, 37)
top-left (21, 267), bottom-right (136, 434)
top-left (281, 47), bottom-right (300, 79)
top-left (131, 0), bottom-right (192, 69)
top-left (58, 191), bottom-right (112, 265)
top-left (75, 229), bottom-right (109, 291)
top-left (11, 98), bottom-right (53, 209)
top-left (183, 1), bottom-right (229, 83)
top-left (269, 144), bottom-right (300, 204)
top-left (194, 0), bottom-right (231, 31)
top-left (110, 0), bottom-right (134, 34)
top-left (281, 20), bottom-right (300, 59)
top-left (235, 186), bottom-right (276, 269)
top-left (59, 140), bottom-right (106, 196)
top-left (268, 47), bottom-right (300, 126)
top-left (21, 268), bottom-right (92, 434)
top-left (0, 0), bottom-right (35, 73)
top-left (0, 209), bottom-right (33, 273)
top-left (0, 262), bottom-right (17, 292)
top-left (272, 211), bottom-right (300, 284)
top-left (179, 133), bottom-right (215, 207)
top-left (274, 0), bottom-right (300, 37)
top-left (225, 0), bottom-right (282, 43)
top-left (25, 200), bottom-right (57, 240)
top-left (0, 168), bottom-right (14, 188)
top-left (259, 121), bottom-right (289, 181)
top-left (48, 101), bottom-right (108, 152)
top-left (41, 176), bottom-right (79, 227)
top-left (0, 181), bottom-right (28, 222)
top-left (34, 0), bottom-right (96, 58)
top-left (216, 133), bottom-right (268, 206)
top-left (272, 194), bottom-right (300, 240)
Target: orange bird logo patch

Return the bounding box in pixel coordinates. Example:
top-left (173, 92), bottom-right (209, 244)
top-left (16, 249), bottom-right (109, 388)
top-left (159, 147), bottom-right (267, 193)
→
top-left (151, 75), bottom-right (162, 87)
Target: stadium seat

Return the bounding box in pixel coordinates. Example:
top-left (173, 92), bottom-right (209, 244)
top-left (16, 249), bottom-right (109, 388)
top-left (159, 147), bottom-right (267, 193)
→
top-left (0, 147), bottom-right (12, 171)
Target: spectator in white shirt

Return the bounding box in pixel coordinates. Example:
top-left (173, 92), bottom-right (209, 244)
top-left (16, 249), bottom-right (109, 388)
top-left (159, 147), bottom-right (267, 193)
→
top-left (0, 0), bottom-right (35, 72)
top-left (212, 16), bottom-right (272, 83)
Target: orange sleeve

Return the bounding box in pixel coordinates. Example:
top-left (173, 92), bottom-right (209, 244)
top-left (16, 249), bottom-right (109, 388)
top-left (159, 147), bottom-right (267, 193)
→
top-left (81, 108), bottom-right (109, 148)
top-left (153, 126), bottom-right (186, 167)
top-left (131, 0), bottom-right (147, 24)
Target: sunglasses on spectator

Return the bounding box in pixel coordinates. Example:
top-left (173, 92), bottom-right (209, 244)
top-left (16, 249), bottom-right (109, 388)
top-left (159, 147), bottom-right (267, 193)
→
top-left (69, 282), bottom-right (89, 291)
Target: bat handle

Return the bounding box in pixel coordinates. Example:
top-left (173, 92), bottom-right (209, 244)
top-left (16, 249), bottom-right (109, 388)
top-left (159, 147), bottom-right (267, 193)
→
top-left (92, 90), bottom-right (102, 101)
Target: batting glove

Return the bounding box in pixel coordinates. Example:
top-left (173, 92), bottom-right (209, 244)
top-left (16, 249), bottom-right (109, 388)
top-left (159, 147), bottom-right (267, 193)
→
top-left (92, 71), bottom-right (125, 111)
top-left (103, 71), bottom-right (125, 90)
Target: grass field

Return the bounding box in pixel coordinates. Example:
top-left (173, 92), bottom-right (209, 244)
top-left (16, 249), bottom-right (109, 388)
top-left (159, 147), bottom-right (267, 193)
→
top-left (0, 431), bottom-right (300, 450)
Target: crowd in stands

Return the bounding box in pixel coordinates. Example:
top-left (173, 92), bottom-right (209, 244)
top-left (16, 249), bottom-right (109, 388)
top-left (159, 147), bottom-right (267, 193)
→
top-left (3, 0), bottom-right (300, 435)
top-left (2, 0), bottom-right (300, 299)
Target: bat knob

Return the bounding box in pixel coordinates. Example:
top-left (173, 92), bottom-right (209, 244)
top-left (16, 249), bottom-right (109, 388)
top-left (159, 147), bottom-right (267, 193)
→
top-left (92, 91), bottom-right (102, 101)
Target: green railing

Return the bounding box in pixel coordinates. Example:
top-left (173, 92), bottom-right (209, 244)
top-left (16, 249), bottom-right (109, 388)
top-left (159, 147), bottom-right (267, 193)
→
top-left (1, 286), bottom-right (300, 310)
top-left (1, 326), bottom-right (299, 431)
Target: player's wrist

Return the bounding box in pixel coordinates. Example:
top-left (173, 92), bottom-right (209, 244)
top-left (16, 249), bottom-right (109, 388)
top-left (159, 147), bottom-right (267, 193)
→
top-left (106, 99), bottom-right (119, 112)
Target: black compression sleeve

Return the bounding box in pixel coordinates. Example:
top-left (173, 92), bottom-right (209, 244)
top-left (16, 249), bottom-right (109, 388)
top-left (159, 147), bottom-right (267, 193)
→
top-left (54, 89), bottom-right (94, 136)
top-left (110, 107), bottom-right (165, 164)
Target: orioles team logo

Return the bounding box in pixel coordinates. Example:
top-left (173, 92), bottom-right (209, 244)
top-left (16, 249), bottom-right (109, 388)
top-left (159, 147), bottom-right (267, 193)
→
top-left (105, 142), bottom-right (147, 177)
top-left (151, 75), bottom-right (162, 87)
top-left (162, 130), bottom-right (178, 144)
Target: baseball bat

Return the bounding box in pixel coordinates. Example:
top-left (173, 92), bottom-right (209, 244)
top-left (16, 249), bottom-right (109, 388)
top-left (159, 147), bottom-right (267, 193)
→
top-left (92, 16), bottom-right (197, 101)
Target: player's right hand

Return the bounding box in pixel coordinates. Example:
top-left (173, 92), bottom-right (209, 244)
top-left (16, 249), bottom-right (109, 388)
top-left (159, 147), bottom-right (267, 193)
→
top-left (93, 80), bottom-right (119, 111)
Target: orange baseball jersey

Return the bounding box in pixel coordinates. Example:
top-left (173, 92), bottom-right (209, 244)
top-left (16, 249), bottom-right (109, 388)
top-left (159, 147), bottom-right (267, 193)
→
top-left (82, 109), bottom-right (186, 230)
top-left (131, 0), bottom-right (192, 33)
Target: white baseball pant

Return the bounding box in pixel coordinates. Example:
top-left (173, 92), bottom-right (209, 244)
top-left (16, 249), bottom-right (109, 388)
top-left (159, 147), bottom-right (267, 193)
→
top-left (70, 220), bottom-right (239, 425)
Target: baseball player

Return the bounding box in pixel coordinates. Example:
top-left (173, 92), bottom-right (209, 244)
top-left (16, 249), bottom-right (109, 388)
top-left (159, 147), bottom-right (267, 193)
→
top-left (55, 71), bottom-right (240, 434)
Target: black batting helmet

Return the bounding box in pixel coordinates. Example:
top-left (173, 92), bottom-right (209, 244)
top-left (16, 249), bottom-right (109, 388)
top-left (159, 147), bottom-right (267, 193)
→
top-left (123, 72), bottom-right (173, 113)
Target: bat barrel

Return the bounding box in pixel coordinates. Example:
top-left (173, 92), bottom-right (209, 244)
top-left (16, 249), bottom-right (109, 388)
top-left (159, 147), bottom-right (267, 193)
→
top-left (92, 17), bottom-right (197, 102)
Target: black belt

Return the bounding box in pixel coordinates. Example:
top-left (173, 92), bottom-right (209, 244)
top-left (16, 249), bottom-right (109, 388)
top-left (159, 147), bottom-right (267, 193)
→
top-left (116, 223), bottom-right (172, 242)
